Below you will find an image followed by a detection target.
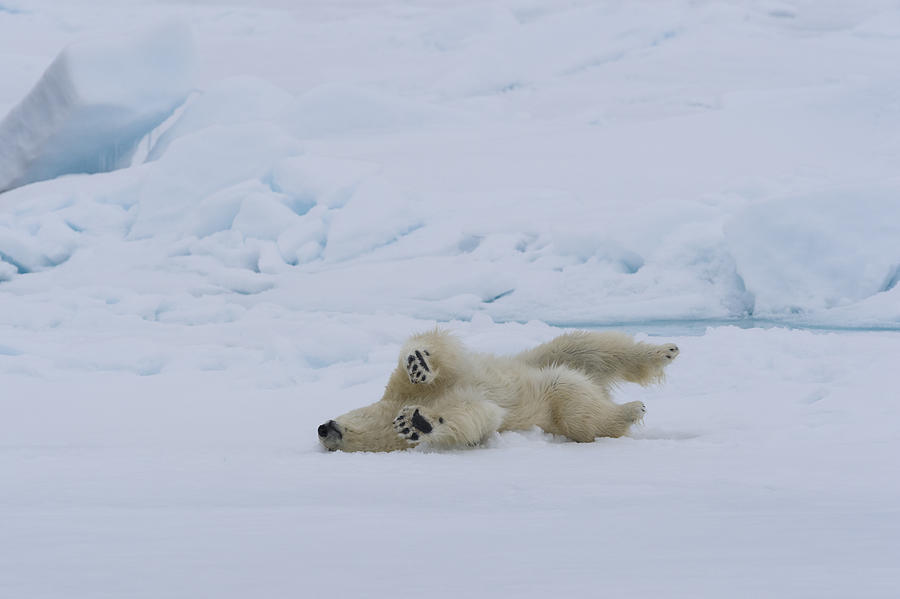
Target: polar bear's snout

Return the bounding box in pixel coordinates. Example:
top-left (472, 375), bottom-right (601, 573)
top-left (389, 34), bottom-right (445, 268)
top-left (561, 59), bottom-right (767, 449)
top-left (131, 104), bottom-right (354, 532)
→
top-left (318, 420), bottom-right (343, 451)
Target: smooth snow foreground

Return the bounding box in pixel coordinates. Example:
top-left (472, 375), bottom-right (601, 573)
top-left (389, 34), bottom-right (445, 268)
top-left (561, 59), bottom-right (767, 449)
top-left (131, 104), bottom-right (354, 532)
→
top-left (1, 1), bottom-right (899, 597)
top-left (3, 324), bottom-right (899, 598)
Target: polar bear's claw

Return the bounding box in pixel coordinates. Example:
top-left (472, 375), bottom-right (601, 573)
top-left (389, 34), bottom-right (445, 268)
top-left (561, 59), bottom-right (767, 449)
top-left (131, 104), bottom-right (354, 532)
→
top-left (406, 349), bottom-right (433, 384)
top-left (622, 401), bottom-right (647, 425)
top-left (657, 344), bottom-right (679, 361)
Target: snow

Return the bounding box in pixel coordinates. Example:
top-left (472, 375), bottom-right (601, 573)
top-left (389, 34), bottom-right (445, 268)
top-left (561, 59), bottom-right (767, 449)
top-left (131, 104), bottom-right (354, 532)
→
top-left (3, 324), bottom-right (900, 597)
top-left (1, 0), bottom-right (899, 597)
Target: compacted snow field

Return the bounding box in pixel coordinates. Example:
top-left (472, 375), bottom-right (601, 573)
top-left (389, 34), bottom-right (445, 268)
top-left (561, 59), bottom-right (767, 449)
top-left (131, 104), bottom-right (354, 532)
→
top-left (1, 1), bottom-right (899, 597)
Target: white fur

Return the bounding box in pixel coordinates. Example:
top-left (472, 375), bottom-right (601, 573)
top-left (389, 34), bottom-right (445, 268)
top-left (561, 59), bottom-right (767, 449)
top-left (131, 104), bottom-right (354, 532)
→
top-left (319, 329), bottom-right (679, 452)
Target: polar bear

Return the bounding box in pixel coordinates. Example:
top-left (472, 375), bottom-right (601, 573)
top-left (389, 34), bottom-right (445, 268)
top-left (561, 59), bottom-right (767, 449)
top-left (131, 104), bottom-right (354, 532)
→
top-left (318, 329), bottom-right (679, 452)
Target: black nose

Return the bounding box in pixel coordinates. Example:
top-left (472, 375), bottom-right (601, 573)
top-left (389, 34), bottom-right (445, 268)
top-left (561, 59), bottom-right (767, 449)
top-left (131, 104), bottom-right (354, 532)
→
top-left (318, 420), bottom-right (336, 438)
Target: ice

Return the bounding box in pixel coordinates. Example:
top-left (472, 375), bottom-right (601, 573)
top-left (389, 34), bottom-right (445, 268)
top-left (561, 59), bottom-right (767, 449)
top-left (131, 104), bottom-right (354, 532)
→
top-left (268, 155), bottom-right (379, 210)
top-left (231, 190), bottom-right (301, 242)
top-left (2, 1), bottom-right (900, 597)
top-left (275, 207), bottom-right (328, 266)
top-left (0, 19), bottom-right (194, 193)
top-left (2, 1), bottom-right (895, 325)
top-left (279, 83), bottom-right (456, 139)
top-left (147, 76), bottom-right (293, 160)
top-left (180, 180), bottom-right (261, 239)
top-left (322, 179), bottom-right (425, 262)
top-left (129, 122), bottom-right (301, 239)
top-left (726, 185), bottom-right (900, 316)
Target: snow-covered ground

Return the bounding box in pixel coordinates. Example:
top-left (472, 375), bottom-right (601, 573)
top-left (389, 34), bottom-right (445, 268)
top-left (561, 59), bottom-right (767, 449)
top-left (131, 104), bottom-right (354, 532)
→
top-left (1, 1), bottom-right (899, 597)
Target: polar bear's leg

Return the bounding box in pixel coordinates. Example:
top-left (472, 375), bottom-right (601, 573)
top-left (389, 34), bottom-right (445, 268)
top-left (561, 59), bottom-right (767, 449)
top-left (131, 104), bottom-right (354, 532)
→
top-left (398, 329), bottom-right (468, 386)
top-left (545, 368), bottom-right (646, 441)
top-left (613, 341), bottom-right (679, 385)
top-left (393, 389), bottom-right (505, 449)
top-left (519, 331), bottom-right (679, 387)
top-left (553, 395), bottom-right (646, 441)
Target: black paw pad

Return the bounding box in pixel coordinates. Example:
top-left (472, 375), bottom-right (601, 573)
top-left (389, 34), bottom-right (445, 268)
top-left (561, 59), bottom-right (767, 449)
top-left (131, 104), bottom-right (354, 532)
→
top-left (394, 406), bottom-right (442, 445)
top-left (413, 350), bottom-right (430, 372)
top-left (411, 409), bottom-right (433, 434)
top-left (406, 349), bottom-right (433, 384)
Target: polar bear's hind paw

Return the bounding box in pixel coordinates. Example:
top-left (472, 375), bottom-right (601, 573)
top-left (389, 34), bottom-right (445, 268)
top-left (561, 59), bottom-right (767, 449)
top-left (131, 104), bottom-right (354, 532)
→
top-left (658, 344), bottom-right (679, 360)
top-left (623, 401), bottom-right (647, 425)
top-left (406, 349), bottom-right (433, 384)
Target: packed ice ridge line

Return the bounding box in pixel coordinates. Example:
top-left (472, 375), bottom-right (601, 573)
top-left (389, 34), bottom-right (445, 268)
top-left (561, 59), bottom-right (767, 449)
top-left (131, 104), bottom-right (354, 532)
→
top-left (0, 19), bottom-right (194, 193)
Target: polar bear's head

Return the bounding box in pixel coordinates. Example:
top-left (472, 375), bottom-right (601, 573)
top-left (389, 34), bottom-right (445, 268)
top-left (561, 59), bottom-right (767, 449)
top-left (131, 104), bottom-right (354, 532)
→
top-left (317, 329), bottom-right (462, 452)
top-left (318, 363), bottom-right (416, 452)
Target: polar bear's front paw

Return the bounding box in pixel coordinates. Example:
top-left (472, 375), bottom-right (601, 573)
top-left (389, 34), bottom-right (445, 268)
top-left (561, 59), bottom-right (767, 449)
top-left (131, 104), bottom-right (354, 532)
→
top-left (393, 406), bottom-right (443, 445)
top-left (406, 349), bottom-right (434, 384)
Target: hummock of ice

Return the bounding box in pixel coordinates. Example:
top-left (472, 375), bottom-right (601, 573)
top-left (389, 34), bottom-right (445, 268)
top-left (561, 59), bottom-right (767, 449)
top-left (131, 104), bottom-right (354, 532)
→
top-left (0, 0), bottom-right (898, 331)
top-left (726, 187), bottom-right (900, 316)
top-left (0, 19), bottom-right (194, 193)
